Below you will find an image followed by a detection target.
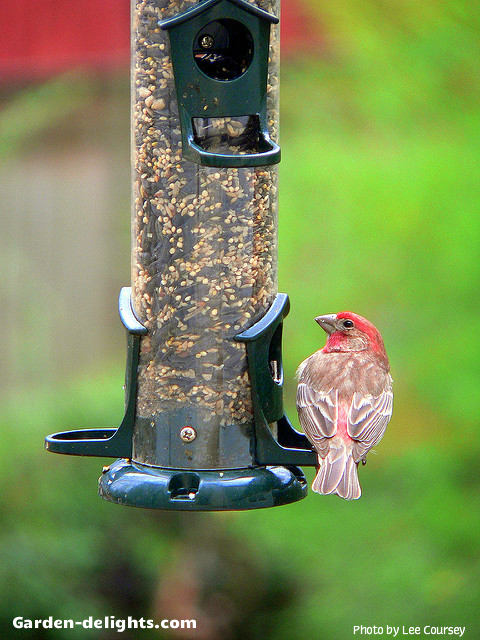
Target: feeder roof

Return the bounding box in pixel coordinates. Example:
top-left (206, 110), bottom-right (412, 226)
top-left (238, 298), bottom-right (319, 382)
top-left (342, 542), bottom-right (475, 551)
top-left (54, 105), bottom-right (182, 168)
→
top-left (159, 0), bottom-right (279, 30)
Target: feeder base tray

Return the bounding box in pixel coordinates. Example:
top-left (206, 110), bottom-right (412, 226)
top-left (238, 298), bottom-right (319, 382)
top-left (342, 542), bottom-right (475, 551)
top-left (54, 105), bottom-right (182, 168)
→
top-left (98, 459), bottom-right (307, 511)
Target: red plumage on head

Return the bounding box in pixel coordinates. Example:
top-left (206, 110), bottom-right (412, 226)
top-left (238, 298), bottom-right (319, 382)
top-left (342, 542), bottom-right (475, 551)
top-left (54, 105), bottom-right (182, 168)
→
top-left (332, 311), bottom-right (387, 361)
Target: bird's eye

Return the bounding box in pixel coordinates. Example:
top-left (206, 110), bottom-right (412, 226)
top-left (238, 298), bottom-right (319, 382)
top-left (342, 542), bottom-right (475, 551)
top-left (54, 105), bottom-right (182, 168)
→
top-left (342, 319), bottom-right (354, 329)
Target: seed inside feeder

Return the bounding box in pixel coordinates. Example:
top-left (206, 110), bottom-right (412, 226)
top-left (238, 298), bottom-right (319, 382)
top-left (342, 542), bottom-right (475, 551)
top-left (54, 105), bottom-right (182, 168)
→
top-left (131, 0), bottom-right (280, 469)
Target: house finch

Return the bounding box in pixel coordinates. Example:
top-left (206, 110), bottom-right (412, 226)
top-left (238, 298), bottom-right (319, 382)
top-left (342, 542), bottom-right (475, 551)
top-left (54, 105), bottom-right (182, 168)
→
top-left (296, 312), bottom-right (393, 500)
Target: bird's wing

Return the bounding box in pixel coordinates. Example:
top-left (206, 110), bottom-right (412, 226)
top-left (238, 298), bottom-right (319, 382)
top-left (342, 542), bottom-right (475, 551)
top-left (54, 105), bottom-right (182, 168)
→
top-left (347, 387), bottom-right (393, 460)
top-left (296, 383), bottom-right (337, 457)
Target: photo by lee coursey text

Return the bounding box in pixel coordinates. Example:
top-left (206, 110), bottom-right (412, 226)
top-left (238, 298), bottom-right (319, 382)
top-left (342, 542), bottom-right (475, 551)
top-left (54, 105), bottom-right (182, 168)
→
top-left (353, 626), bottom-right (466, 637)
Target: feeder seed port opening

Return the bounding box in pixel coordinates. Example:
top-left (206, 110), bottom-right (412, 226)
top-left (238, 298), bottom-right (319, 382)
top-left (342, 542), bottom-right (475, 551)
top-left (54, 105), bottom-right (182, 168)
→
top-left (44, 0), bottom-right (315, 511)
top-left (159, 0), bottom-right (281, 168)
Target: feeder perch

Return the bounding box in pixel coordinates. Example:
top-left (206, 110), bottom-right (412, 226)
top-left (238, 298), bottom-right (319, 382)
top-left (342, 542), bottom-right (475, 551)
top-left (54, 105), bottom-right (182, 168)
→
top-left (45, 0), bottom-right (316, 511)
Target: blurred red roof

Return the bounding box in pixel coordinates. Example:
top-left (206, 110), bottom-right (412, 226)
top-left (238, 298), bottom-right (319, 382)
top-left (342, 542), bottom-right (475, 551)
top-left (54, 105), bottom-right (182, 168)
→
top-left (0, 0), bottom-right (130, 81)
top-left (0, 0), bottom-right (322, 83)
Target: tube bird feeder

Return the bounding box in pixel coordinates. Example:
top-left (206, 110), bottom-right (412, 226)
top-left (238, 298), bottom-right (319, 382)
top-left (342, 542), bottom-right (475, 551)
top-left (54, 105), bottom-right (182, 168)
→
top-left (45, 0), bottom-right (317, 510)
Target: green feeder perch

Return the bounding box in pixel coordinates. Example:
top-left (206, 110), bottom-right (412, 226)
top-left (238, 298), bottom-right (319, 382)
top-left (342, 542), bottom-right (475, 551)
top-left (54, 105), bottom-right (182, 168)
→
top-left (45, 0), bottom-right (316, 511)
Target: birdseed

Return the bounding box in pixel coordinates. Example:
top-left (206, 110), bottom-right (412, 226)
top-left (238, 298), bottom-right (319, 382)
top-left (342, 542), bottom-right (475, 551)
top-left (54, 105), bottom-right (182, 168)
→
top-left (131, 0), bottom-right (279, 466)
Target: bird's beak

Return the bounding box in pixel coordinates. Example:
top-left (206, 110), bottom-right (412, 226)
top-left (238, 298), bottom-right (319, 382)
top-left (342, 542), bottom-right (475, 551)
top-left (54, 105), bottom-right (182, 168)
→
top-left (315, 314), bottom-right (337, 334)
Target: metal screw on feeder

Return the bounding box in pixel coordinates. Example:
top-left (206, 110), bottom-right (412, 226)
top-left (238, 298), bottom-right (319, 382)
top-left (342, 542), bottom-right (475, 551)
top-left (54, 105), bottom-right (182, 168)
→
top-left (180, 426), bottom-right (197, 442)
top-left (200, 34), bottom-right (214, 49)
top-left (45, 0), bottom-right (318, 511)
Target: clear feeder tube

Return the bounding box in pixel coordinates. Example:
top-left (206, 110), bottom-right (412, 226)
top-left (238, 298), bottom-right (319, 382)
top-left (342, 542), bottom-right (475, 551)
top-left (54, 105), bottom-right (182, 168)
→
top-left (131, 0), bottom-right (280, 468)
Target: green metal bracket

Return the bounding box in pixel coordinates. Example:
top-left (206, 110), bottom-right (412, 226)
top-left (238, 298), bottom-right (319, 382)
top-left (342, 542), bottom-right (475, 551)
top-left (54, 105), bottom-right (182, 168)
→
top-left (235, 293), bottom-right (317, 467)
top-left (159, 0), bottom-right (280, 167)
top-left (44, 287), bottom-right (146, 458)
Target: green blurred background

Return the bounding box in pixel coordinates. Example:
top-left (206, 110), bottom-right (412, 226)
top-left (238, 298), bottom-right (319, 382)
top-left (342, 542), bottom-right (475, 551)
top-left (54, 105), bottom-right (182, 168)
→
top-left (1, 1), bottom-right (479, 638)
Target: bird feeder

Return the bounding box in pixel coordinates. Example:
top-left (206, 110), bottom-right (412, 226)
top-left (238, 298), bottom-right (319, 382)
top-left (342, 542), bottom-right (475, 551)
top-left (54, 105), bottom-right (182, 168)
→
top-left (45, 0), bottom-right (317, 511)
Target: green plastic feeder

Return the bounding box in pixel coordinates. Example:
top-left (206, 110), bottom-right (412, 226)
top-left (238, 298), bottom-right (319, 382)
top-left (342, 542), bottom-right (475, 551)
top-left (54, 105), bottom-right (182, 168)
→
top-left (44, 0), bottom-right (316, 511)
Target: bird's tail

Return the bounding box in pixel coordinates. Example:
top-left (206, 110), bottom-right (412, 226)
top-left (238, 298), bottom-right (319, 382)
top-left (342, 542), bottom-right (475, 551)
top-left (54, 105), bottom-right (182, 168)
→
top-left (312, 443), bottom-right (361, 500)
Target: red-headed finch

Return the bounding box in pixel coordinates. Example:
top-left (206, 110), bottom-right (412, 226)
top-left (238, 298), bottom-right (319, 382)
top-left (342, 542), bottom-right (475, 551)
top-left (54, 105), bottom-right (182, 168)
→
top-left (296, 312), bottom-right (393, 500)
